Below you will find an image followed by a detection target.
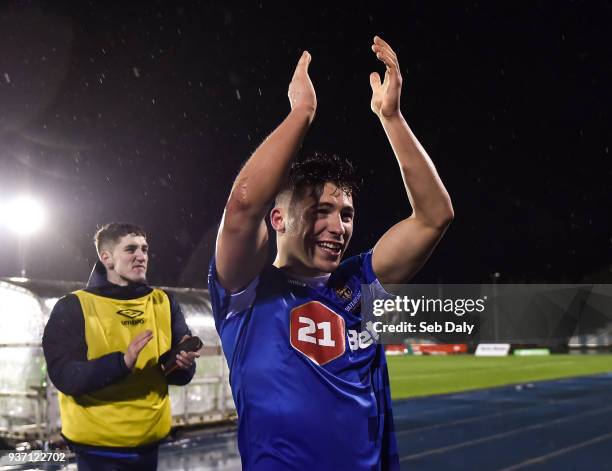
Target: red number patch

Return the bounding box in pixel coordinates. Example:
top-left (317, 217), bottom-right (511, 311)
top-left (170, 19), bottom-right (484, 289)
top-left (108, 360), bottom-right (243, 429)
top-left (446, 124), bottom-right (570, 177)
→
top-left (290, 301), bottom-right (346, 366)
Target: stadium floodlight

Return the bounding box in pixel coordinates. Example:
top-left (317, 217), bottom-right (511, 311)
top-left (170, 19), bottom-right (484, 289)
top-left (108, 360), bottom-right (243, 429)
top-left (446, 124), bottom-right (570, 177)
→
top-left (1, 195), bottom-right (46, 235)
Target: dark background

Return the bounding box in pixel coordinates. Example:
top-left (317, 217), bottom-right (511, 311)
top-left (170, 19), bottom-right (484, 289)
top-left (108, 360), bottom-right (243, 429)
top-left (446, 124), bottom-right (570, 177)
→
top-left (0, 1), bottom-right (610, 287)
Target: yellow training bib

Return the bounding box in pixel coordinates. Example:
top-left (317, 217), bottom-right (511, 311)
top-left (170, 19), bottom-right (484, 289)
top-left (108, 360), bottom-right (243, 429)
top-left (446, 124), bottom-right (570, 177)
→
top-left (59, 289), bottom-right (172, 447)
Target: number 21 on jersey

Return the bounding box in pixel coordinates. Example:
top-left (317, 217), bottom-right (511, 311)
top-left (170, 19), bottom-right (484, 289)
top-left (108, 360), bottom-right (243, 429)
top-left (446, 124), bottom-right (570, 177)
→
top-left (290, 301), bottom-right (346, 366)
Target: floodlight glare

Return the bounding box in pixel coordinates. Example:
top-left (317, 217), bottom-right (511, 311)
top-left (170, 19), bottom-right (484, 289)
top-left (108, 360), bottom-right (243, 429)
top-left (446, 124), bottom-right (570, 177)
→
top-left (2, 195), bottom-right (46, 235)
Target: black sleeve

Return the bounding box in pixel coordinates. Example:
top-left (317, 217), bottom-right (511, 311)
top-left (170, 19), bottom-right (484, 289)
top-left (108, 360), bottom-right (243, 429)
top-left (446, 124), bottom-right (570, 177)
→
top-left (164, 291), bottom-right (196, 386)
top-left (42, 294), bottom-right (130, 396)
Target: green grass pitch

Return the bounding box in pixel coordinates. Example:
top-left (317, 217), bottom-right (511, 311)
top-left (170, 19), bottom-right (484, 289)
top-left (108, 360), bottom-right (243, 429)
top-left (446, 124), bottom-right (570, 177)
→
top-left (387, 354), bottom-right (612, 400)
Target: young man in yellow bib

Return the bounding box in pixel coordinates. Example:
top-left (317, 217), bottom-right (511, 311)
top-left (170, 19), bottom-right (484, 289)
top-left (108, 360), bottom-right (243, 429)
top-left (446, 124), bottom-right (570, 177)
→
top-left (43, 222), bottom-right (199, 470)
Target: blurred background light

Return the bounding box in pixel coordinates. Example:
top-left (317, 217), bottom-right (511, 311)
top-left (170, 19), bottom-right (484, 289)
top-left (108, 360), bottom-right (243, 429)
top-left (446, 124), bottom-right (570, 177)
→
top-left (1, 195), bottom-right (46, 236)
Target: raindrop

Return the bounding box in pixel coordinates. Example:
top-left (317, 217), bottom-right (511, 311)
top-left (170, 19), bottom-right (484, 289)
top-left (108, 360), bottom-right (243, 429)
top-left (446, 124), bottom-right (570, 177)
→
top-left (133, 67), bottom-right (140, 78)
top-left (235, 89), bottom-right (241, 100)
top-left (3, 73), bottom-right (10, 84)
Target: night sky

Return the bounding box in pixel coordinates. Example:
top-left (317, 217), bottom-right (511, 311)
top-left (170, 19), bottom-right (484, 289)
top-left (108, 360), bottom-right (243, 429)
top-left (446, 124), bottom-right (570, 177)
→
top-left (0, 1), bottom-right (610, 287)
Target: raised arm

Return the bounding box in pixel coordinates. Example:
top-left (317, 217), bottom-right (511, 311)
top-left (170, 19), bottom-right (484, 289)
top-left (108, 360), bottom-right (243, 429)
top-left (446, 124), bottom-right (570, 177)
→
top-left (369, 36), bottom-right (454, 284)
top-left (215, 51), bottom-right (317, 293)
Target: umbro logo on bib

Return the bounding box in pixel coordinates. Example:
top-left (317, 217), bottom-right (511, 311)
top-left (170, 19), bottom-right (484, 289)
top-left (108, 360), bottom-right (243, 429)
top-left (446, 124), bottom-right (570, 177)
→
top-left (116, 309), bottom-right (145, 326)
top-left (117, 309), bottom-right (144, 319)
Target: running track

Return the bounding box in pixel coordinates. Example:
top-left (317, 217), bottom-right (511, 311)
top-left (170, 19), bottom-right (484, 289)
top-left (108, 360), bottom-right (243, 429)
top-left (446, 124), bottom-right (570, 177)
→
top-left (157, 373), bottom-right (612, 470)
top-left (393, 373), bottom-right (612, 470)
top-left (6, 373), bottom-right (612, 470)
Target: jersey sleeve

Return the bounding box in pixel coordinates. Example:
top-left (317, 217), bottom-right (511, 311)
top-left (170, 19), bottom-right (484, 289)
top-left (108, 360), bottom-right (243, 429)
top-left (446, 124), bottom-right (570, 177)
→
top-left (338, 250), bottom-right (394, 305)
top-left (361, 250), bottom-right (395, 299)
top-left (334, 250), bottom-right (394, 323)
top-left (208, 256), bottom-right (259, 330)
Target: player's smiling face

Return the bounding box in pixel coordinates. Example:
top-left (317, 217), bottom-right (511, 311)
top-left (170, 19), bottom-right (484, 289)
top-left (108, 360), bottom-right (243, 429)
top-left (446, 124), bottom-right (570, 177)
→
top-left (281, 182), bottom-right (354, 276)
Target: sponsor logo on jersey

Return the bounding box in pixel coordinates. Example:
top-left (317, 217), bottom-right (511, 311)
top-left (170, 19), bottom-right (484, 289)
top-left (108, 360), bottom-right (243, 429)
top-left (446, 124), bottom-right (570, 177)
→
top-left (345, 290), bottom-right (361, 312)
top-left (347, 321), bottom-right (380, 352)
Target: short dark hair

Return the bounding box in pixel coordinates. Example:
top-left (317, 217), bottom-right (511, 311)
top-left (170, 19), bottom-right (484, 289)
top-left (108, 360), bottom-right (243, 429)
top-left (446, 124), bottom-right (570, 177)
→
top-left (276, 152), bottom-right (361, 204)
top-left (94, 222), bottom-right (147, 254)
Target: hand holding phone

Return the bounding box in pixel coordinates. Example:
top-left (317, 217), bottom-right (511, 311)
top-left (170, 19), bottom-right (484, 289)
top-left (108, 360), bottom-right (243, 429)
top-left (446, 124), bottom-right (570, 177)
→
top-left (160, 336), bottom-right (203, 375)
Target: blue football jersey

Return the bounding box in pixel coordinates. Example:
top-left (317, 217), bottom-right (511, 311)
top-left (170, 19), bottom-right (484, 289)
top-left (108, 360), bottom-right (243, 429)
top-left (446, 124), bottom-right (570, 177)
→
top-left (208, 251), bottom-right (399, 471)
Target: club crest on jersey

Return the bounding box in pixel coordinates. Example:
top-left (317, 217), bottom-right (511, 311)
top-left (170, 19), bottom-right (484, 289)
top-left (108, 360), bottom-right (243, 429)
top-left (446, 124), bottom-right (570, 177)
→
top-left (334, 285), bottom-right (353, 301)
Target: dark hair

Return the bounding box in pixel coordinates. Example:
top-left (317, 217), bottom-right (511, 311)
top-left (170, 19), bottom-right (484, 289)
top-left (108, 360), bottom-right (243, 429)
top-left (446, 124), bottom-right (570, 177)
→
top-left (94, 222), bottom-right (147, 254)
top-left (277, 152), bottom-right (361, 204)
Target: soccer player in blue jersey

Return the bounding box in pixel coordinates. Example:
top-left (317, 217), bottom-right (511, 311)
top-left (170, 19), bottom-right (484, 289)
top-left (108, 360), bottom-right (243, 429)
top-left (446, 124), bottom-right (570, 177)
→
top-left (209, 36), bottom-right (454, 470)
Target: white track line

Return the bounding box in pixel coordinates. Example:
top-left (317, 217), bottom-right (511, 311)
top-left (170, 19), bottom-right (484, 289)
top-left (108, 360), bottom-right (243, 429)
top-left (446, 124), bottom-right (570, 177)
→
top-left (400, 404), bottom-right (612, 462)
top-left (393, 403), bottom-right (474, 420)
top-left (498, 430), bottom-right (612, 470)
top-left (395, 395), bottom-right (592, 436)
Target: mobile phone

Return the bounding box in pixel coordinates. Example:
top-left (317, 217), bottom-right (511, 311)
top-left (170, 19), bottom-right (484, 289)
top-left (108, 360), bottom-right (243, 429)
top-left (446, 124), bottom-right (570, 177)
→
top-left (160, 336), bottom-right (203, 375)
